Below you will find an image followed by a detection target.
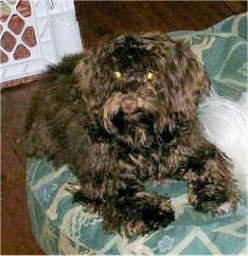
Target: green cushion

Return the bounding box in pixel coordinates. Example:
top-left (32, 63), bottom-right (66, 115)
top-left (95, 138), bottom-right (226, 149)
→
top-left (27, 13), bottom-right (248, 255)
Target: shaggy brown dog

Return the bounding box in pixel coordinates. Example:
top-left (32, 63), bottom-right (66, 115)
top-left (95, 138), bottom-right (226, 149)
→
top-left (26, 32), bottom-right (239, 235)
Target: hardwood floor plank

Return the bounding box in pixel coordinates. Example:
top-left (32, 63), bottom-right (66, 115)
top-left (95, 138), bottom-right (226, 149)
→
top-left (1, 134), bottom-right (44, 255)
top-left (1, 83), bottom-right (38, 165)
top-left (75, 1), bottom-right (247, 48)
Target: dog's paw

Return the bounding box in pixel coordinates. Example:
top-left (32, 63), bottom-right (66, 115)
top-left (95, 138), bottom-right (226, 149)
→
top-left (214, 201), bottom-right (237, 216)
top-left (123, 220), bottom-right (149, 237)
top-left (130, 194), bottom-right (175, 235)
top-left (108, 193), bottom-right (175, 236)
top-left (65, 180), bottom-right (82, 193)
top-left (188, 187), bottom-right (238, 215)
top-left (122, 207), bottom-right (174, 237)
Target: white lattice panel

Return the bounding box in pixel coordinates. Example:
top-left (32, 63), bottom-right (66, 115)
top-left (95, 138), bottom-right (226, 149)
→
top-left (0, 0), bottom-right (82, 85)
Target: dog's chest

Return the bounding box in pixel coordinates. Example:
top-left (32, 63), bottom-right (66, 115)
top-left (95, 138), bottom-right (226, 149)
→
top-left (117, 144), bottom-right (165, 179)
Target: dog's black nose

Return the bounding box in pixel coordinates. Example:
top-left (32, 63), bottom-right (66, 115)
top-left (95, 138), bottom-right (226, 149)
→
top-left (121, 96), bottom-right (137, 114)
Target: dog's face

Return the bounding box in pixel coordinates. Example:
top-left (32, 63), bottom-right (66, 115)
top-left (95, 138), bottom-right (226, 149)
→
top-left (76, 32), bottom-right (210, 148)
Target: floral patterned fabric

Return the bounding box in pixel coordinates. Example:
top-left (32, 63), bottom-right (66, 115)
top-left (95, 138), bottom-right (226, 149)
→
top-left (27, 13), bottom-right (248, 255)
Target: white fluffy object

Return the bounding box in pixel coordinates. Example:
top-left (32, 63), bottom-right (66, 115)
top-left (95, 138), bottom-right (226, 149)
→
top-left (198, 91), bottom-right (248, 193)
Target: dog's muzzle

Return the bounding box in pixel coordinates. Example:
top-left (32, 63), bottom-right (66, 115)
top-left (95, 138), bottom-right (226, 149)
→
top-left (102, 93), bottom-right (158, 133)
top-left (121, 96), bottom-right (137, 114)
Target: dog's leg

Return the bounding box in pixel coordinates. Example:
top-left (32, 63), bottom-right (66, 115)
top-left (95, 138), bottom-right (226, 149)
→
top-left (102, 185), bottom-right (175, 236)
top-left (69, 180), bottom-right (174, 236)
top-left (63, 142), bottom-right (175, 235)
top-left (183, 145), bottom-right (239, 215)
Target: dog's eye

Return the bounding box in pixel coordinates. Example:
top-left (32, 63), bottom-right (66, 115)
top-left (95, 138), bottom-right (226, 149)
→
top-left (114, 71), bottom-right (122, 79)
top-left (147, 71), bottom-right (155, 81)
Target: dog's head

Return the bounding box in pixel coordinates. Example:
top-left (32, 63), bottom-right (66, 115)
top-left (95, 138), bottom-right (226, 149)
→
top-left (75, 32), bottom-right (210, 148)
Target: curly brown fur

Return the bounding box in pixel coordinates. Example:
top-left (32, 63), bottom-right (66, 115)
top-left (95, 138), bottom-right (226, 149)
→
top-left (26, 32), bottom-right (239, 236)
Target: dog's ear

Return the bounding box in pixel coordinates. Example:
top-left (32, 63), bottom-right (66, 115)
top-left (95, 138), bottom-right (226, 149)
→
top-left (74, 50), bottom-right (94, 92)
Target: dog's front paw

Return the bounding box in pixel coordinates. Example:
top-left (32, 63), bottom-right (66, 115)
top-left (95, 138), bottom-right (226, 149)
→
top-left (127, 192), bottom-right (175, 235)
top-left (214, 201), bottom-right (238, 216)
top-left (122, 203), bottom-right (175, 237)
top-left (102, 191), bottom-right (175, 236)
top-left (142, 200), bottom-right (175, 233)
top-left (123, 219), bottom-right (149, 236)
top-left (65, 180), bottom-right (82, 193)
top-left (188, 187), bottom-right (239, 215)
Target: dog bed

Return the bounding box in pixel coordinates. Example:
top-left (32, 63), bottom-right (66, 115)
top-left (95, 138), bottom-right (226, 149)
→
top-left (27, 13), bottom-right (247, 255)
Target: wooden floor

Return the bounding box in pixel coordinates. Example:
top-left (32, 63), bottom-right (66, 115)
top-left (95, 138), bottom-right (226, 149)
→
top-left (1, 1), bottom-right (246, 254)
